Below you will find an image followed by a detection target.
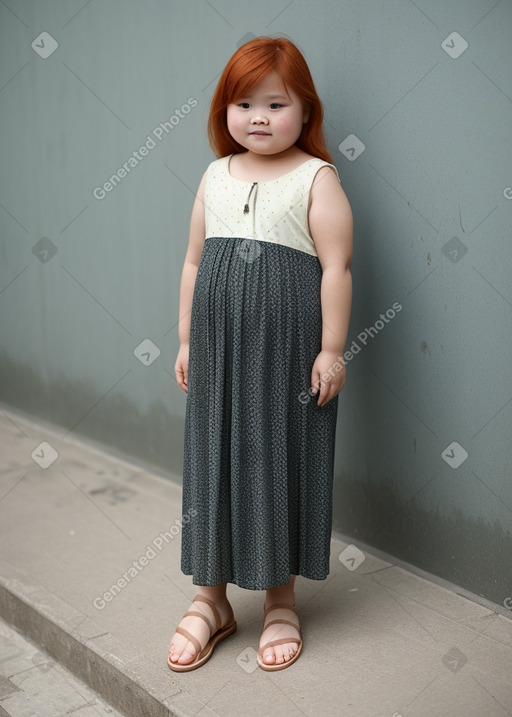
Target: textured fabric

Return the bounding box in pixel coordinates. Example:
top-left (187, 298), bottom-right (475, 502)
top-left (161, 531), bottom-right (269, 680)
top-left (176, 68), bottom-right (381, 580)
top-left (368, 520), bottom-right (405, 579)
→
top-left (204, 154), bottom-right (340, 256)
top-left (180, 156), bottom-right (340, 590)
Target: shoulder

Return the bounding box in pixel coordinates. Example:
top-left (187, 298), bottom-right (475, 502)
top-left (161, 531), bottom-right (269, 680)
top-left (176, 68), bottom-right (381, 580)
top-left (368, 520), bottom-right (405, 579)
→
top-left (309, 161), bottom-right (345, 198)
top-left (294, 154), bottom-right (340, 189)
top-left (201, 155), bottom-right (230, 192)
top-left (310, 159), bottom-right (339, 181)
top-left (194, 164), bottom-right (213, 203)
top-left (308, 162), bottom-right (352, 225)
top-left (205, 154), bottom-right (231, 173)
top-left (290, 150), bottom-right (340, 187)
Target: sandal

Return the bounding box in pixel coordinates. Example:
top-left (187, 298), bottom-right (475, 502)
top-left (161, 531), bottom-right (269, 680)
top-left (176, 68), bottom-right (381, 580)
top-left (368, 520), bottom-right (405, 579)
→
top-left (167, 593), bottom-right (237, 672)
top-left (256, 602), bottom-right (303, 671)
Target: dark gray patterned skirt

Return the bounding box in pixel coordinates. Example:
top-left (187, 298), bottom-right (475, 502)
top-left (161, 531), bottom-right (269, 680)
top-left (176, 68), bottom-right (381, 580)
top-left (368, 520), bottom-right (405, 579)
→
top-left (181, 236), bottom-right (338, 590)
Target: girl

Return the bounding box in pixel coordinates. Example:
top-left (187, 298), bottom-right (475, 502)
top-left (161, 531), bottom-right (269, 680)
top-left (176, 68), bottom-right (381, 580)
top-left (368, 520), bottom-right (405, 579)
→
top-left (169, 35), bottom-right (353, 672)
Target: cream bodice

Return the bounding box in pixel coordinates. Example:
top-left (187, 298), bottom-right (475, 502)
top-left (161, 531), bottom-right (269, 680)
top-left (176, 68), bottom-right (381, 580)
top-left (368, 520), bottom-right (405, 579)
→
top-left (203, 154), bottom-right (341, 257)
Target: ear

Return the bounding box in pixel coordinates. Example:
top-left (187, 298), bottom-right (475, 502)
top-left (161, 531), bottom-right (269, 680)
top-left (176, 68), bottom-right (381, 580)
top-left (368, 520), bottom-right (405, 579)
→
top-left (302, 104), bottom-right (310, 123)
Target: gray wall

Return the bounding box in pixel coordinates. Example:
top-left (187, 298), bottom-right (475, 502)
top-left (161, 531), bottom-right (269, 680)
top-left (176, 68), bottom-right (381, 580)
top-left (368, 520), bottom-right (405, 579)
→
top-left (1, 1), bottom-right (511, 606)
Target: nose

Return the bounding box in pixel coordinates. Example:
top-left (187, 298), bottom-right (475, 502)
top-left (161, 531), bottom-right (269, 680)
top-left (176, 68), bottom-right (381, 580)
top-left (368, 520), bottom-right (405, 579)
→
top-left (250, 114), bottom-right (268, 125)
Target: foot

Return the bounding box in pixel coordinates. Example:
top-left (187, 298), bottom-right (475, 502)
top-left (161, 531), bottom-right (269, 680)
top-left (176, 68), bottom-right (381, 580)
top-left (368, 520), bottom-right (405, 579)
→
top-left (259, 601), bottom-right (301, 666)
top-left (168, 595), bottom-right (234, 666)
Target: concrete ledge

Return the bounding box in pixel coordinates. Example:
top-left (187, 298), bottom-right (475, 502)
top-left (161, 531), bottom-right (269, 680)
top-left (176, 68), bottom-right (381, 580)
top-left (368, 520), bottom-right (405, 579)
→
top-left (0, 566), bottom-right (181, 717)
top-left (1, 403), bottom-right (512, 717)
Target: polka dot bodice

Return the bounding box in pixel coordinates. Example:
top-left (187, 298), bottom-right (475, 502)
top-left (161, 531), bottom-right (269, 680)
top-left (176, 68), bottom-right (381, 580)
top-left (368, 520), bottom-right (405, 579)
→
top-left (204, 153), bottom-right (341, 257)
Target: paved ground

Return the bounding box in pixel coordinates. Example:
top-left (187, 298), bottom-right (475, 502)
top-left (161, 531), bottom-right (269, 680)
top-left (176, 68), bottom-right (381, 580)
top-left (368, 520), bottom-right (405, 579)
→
top-left (0, 401), bottom-right (511, 717)
top-left (0, 614), bottom-right (122, 717)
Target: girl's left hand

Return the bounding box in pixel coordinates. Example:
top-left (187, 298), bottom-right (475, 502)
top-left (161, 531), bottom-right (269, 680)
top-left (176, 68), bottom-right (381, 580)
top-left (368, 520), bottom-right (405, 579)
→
top-left (310, 350), bottom-right (346, 407)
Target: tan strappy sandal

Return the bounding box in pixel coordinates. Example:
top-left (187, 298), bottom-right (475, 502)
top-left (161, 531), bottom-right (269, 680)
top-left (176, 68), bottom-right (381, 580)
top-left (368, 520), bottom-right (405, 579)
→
top-left (167, 593), bottom-right (237, 672)
top-left (257, 602), bottom-right (303, 671)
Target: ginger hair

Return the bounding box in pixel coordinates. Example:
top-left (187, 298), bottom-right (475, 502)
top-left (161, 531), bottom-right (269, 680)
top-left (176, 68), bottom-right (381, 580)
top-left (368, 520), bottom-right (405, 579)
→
top-left (207, 35), bottom-right (333, 163)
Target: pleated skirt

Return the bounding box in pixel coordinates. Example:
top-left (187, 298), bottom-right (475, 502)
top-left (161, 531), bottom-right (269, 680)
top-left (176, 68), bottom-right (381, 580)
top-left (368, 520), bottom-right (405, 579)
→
top-left (180, 236), bottom-right (338, 590)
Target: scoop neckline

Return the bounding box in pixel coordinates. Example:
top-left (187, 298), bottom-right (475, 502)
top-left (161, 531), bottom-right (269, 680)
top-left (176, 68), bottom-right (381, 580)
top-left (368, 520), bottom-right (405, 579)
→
top-left (226, 153), bottom-right (320, 184)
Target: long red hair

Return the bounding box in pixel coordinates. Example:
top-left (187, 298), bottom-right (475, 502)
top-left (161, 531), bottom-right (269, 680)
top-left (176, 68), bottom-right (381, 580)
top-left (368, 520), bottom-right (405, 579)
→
top-left (207, 35), bottom-right (333, 163)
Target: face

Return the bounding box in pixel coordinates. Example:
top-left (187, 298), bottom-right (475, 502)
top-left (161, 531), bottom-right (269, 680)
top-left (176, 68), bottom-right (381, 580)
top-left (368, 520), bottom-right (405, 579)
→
top-left (226, 72), bottom-right (309, 157)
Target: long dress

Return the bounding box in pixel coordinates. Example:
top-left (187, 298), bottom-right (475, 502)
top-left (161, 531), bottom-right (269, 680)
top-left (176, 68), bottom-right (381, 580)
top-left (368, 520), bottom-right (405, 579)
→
top-left (180, 153), bottom-right (341, 590)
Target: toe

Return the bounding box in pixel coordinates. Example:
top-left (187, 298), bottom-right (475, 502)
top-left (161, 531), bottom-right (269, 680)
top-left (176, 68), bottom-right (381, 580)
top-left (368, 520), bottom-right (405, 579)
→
top-left (285, 643), bottom-right (296, 660)
top-left (274, 646), bottom-right (285, 664)
top-left (178, 645), bottom-right (196, 664)
top-left (168, 641), bottom-right (179, 662)
top-left (263, 647), bottom-right (276, 664)
top-left (169, 650), bottom-right (181, 664)
top-left (169, 638), bottom-right (196, 665)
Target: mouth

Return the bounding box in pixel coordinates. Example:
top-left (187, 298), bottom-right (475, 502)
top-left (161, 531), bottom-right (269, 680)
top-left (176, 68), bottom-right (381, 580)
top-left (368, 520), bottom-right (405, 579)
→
top-left (250, 131), bottom-right (271, 136)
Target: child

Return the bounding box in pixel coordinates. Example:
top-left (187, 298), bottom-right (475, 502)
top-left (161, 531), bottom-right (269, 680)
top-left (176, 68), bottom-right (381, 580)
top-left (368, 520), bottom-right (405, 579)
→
top-left (169, 35), bottom-right (353, 672)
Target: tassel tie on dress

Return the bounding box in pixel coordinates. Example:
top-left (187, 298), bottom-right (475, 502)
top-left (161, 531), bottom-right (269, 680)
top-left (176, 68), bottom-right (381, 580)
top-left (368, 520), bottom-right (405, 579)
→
top-left (243, 182), bottom-right (258, 213)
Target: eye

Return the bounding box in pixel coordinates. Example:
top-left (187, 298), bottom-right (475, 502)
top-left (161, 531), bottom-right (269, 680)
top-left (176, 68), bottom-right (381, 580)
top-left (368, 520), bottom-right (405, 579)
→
top-left (269, 103), bottom-right (282, 109)
top-left (237, 102), bottom-right (250, 109)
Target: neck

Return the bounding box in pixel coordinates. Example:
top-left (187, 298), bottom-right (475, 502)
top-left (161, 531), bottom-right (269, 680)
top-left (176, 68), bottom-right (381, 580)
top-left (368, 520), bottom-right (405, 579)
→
top-left (241, 146), bottom-right (301, 165)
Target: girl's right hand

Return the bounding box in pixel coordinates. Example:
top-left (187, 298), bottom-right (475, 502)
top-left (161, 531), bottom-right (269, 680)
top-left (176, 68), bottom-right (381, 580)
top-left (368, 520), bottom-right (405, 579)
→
top-left (174, 343), bottom-right (190, 393)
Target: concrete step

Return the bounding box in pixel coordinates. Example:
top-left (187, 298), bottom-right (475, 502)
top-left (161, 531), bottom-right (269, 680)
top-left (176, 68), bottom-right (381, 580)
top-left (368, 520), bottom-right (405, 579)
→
top-left (0, 613), bottom-right (124, 717)
top-left (0, 402), bottom-right (511, 717)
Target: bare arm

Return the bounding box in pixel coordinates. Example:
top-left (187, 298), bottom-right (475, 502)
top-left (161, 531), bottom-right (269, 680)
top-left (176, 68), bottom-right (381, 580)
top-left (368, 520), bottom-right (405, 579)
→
top-left (174, 170), bottom-right (208, 392)
top-left (308, 166), bottom-right (353, 406)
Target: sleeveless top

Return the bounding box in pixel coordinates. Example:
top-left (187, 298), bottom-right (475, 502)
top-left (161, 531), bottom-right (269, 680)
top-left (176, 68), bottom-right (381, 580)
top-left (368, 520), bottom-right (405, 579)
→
top-left (204, 153), bottom-right (341, 258)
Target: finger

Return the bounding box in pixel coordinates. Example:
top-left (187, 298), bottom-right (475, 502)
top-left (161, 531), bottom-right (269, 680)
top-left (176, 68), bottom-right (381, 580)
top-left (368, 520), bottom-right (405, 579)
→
top-left (175, 366), bottom-right (187, 393)
top-left (316, 379), bottom-right (328, 406)
top-left (322, 377), bottom-right (341, 406)
top-left (310, 370), bottom-right (320, 397)
top-left (322, 380), bottom-right (343, 405)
